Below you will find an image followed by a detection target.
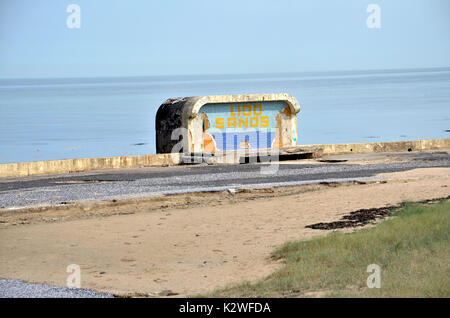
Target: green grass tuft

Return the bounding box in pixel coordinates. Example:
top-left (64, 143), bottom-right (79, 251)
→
top-left (201, 199), bottom-right (450, 298)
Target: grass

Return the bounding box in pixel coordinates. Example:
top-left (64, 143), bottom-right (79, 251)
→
top-left (202, 199), bottom-right (450, 297)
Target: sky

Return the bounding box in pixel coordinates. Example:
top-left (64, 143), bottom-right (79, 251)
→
top-left (0, 0), bottom-right (449, 78)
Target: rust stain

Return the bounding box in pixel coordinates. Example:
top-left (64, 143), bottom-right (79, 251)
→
top-left (202, 113), bottom-right (217, 152)
top-left (272, 106), bottom-right (293, 148)
top-left (272, 113), bottom-right (283, 148)
top-left (204, 133), bottom-right (217, 152)
top-left (202, 113), bottom-right (210, 131)
top-left (282, 106), bottom-right (291, 116)
top-left (189, 130), bottom-right (194, 152)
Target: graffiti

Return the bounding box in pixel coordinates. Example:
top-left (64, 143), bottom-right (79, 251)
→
top-left (199, 101), bottom-right (289, 151)
top-left (155, 94), bottom-right (300, 155)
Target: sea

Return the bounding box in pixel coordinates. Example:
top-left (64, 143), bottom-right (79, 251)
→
top-left (0, 67), bottom-right (449, 164)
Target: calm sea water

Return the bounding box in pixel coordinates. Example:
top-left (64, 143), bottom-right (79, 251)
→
top-left (1, 68), bottom-right (449, 164)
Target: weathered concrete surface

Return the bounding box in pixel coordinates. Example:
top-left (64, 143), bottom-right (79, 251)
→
top-left (155, 93), bottom-right (301, 154)
top-left (183, 146), bottom-right (322, 165)
top-left (308, 138), bottom-right (450, 155)
top-left (0, 153), bottom-right (181, 178)
top-left (0, 139), bottom-right (448, 178)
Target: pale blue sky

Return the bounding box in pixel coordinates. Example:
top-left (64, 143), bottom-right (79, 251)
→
top-left (1, 0), bottom-right (449, 78)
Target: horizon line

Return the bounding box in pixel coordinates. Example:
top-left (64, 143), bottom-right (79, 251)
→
top-left (1, 65), bottom-right (449, 81)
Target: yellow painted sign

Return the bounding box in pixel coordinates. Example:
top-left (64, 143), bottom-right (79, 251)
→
top-left (215, 104), bottom-right (269, 129)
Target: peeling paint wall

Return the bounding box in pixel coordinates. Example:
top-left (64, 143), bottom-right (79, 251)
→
top-left (155, 94), bottom-right (300, 154)
top-left (193, 101), bottom-right (295, 152)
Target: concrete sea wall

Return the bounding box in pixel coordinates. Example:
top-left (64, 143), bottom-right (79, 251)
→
top-left (0, 139), bottom-right (449, 178)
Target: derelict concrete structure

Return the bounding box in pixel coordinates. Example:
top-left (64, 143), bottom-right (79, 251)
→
top-left (155, 93), bottom-right (301, 154)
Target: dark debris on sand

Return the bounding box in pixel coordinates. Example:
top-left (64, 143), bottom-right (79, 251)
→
top-left (305, 195), bottom-right (450, 230)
